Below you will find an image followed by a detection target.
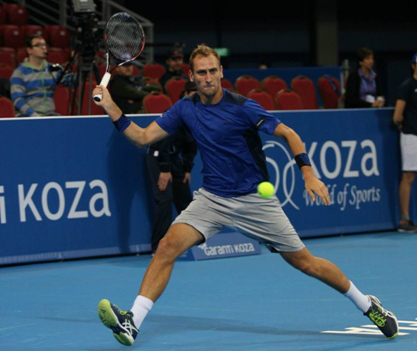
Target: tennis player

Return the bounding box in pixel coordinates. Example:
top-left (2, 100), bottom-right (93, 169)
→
top-left (93, 44), bottom-right (399, 346)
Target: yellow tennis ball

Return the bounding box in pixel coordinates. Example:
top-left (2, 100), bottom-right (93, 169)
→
top-left (257, 181), bottom-right (275, 198)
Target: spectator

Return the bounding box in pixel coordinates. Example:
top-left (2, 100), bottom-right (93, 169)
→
top-left (345, 47), bottom-right (385, 108)
top-left (10, 35), bottom-right (75, 117)
top-left (109, 61), bottom-right (160, 114)
top-left (159, 47), bottom-right (188, 94)
top-left (146, 81), bottom-right (198, 253)
top-left (393, 52), bottom-right (417, 232)
top-left (179, 80), bottom-right (198, 99)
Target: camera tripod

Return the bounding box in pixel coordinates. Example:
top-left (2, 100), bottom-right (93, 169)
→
top-left (74, 56), bottom-right (101, 115)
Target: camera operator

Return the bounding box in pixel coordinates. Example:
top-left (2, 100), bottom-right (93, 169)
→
top-left (10, 35), bottom-right (76, 117)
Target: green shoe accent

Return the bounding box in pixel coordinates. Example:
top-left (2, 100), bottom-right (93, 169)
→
top-left (97, 299), bottom-right (138, 346)
top-left (368, 309), bottom-right (386, 327)
top-left (98, 299), bottom-right (118, 328)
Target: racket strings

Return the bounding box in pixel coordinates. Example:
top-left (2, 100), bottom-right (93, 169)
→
top-left (105, 14), bottom-right (144, 61)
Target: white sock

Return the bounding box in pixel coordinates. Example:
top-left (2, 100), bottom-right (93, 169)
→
top-left (130, 295), bottom-right (154, 329)
top-left (343, 281), bottom-right (371, 313)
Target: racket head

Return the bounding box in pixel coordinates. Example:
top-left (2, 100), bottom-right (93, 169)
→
top-left (103, 12), bottom-right (145, 66)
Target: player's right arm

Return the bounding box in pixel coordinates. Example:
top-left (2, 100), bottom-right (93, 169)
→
top-left (93, 84), bottom-right (169, 148)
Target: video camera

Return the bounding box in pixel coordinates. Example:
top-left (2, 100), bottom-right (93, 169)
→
top-left (70, 0), bottom-right (105, 63)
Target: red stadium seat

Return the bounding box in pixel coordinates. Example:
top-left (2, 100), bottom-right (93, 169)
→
top-left (54, 86), bottom-right (71, 115)
top-left (0, 64), bottom-right (13, 79)
top-left (164, 76), bottom-right (187, 103)
top-left (317, 75), bottom-right (341, 109)
top-left (0, 25), bottom-right (24, 49)
top-left (44, 25), bottom-right (60, 43)
top-left (0, 96), bottom-right (15, 117)
top-left (247, 88), bottom-right (276, 110)
top-left (0, 6), bottom-right (7, 25)
top-left (291, 75), bottom-right (318, 110)
top-left (20, 24), bottom-right (45, 38)
top-left (4, 4), bottom-right (28, 25)
top-left (261, 75), bottom-right (287, 99)
top-left (17, 47), bottom-right (27, 63)
top-left (142, 92), bottom-right (172, 113)
top-left (76, 81), bottom-right (104, 115)
top-left (143, 62), bottom-right (166, 80)
top-left (181, 62), bottom-right (190, 76)
top-left (47, 47), bottom-right (70, 64)
top-left (275, 89), bottom-right (303, 110)
top-left (221, 78), bottom-right (234, 91)
top-left (98, 63), bottom-right (107, 78)
top-left (234, 75), bottom-right (260, 97)
top-left (0, 48), bottom-right (16, 68)
top-left (45, 25), bottom-right (71, 49)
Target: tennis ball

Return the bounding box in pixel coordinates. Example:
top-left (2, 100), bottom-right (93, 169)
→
top-left (257, 181), bottom-right (275, 198)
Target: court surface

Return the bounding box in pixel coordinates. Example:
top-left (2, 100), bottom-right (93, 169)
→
top-left (1, 230), bottom-right (416, 351)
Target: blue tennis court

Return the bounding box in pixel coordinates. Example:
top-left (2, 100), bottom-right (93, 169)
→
top-left (1, 230), bottom-right (416, 351)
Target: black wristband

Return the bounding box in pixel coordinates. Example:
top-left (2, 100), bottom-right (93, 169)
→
top-left (295, 153), bottom-right (311, 169)
top-left (113, 114), bottom-right (132, 132)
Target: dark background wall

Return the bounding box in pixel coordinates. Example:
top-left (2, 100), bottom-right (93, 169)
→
top-left (118, 0), bottom-right (417, 107)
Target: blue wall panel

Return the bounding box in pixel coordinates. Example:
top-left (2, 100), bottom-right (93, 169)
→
top-left (0, 108), bottom-right (404, 265)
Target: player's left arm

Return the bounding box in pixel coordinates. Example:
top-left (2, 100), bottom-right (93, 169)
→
top-left (393, 99), bottom-right (406, 129)
top-left (273, 123), bottom-right (330, 205)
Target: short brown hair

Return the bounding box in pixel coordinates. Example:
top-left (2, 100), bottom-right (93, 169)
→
top-left (189, 44), bottom-right (221, 72)
top-left (356, 47), bottom-right (374, 64)
top-left (25, 35), bottom-right (44, 48)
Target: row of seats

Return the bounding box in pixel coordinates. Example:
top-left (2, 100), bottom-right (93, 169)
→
top-left (0, 73), bottom-right (342, 118)
top-left (0, 74), bottom-right (187, 117)
top-left (0, 24), bottom-right (71, 49)
top-left (126, 73), bottom-right (342, 114)
top-left (0, 84), bottom-right (104, 118)
top-left (223, 74), bottom-right (342, 110)
top-left (0, 46), bottom-right (73, 72)
top-left (141, 65), bottom-right (342, 110)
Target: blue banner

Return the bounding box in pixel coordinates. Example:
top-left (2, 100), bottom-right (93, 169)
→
top-left (263, 109), bottom-right (400, 237)
top-left (0, 108), bottom-right (404, 265)
top-left (0, 116), bottom-right (156, 265)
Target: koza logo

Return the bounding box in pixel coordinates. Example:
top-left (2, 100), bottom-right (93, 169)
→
top-left (263, 139), bottom-right (380, 210)
top-left (0, 179), bottom-right (111, 224)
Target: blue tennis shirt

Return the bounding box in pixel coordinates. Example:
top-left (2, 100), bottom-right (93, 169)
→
top-left (156, 88), bottom-right (281, 197)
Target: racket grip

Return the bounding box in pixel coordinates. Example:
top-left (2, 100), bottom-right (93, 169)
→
top-left (93, 72), bottom-right (112, 102)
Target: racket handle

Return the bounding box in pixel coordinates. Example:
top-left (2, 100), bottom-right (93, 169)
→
top-left (93, 72), bottom-right (112, 102)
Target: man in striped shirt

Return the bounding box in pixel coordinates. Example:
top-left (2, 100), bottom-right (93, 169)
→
top-left (10, 35), bottom-right (75, 117)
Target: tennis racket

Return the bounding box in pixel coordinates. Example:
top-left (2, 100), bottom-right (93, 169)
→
top-left (93, 12), bottom-right (145, 102)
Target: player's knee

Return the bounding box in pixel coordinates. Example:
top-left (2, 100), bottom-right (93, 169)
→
top-left (154, 235), bottom-right (180, 261)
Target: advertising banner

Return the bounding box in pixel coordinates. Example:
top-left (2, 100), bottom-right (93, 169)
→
top-left (262, 109), bottom-right (400, 237)
top-left (0, 108), bottom-right (403, 265)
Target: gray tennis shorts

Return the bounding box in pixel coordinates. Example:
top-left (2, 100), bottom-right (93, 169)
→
top-left (400, 132), bottom-right (417, 171)
top-left (172, 187), bottom-right (305, 253)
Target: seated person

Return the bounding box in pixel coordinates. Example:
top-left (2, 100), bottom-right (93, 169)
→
top-left (109, 61), bottom-right (160, 114)
top-left (10, 35), bottom-right (76, 117)
top-left (159, 48), bottom-right (188, 94)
